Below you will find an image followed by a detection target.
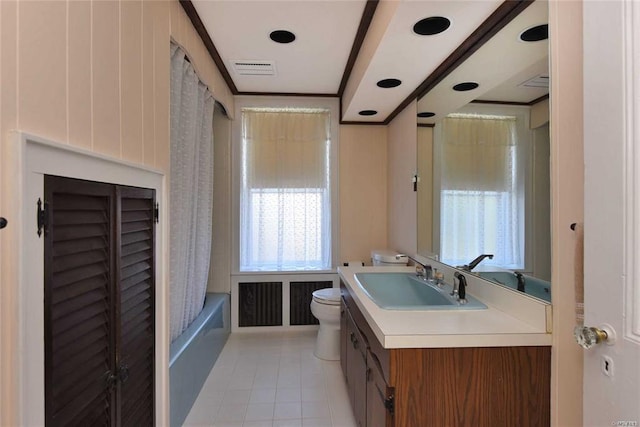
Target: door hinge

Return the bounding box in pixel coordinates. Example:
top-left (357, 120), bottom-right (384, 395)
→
top-left (37, 198), bottom-right (48, 237)
top-left (154, 202), bottom-right (159, 224)
top-left (384, 394), bottom-right (394, 414)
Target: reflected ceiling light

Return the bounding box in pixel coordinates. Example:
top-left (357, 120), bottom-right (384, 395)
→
top-left (413, 17), bottom-right (451, 36)
top-left (519, 24), bottom-right (548, 42)
top-left (417, 112), bottom-right (435, 118)
top-left (270, 30), bottom-right (296, 44)
top-left (452, 82), bottom-right (479, 92)
top-left (377, 78), bottom-right (402, 88)
top-left (359, 110), bottom-right (378, 116)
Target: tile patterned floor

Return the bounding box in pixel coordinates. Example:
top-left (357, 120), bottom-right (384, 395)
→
top-left (183, 331), bottom-right (357, 427)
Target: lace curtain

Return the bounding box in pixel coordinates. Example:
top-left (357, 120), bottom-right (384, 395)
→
top-left (169, 43), bottom-right (214, 341)
top-left (438, 114), bottom-right (523, 269)
top-left (240, 108), bottom-right (331, 271)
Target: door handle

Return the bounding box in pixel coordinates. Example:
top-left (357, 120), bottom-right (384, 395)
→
top-left (118, 364), bottom-right (130, 383)
top-left (574, 324), bottom-right (616, 349)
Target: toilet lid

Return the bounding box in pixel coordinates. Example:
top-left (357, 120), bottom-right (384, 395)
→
top-left (312, 288), bottom-right (341, 305)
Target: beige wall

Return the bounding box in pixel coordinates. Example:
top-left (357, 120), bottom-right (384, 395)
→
top-left (0, 0), bottom-right (170, 169)
top-left (387, 100), bottom-right (417, 255)
top-left (549, 1), bottom-right (584, 425)
top-left (531, 98), bottom-right (550, 129)
top-left (209, 106), bottom-right (232, 293)
top-left (339, 125), bottom-right (388, 265)
top-left (0, 1), bottom-right (232, 424)
top-left (416, 126), bottom-right (434, 256)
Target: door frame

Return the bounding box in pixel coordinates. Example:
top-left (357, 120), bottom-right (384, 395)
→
top-left (0, 132), bottom-right (168, 426)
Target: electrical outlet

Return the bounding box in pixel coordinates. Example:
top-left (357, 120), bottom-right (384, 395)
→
top-left (601, 355), bottom-right (614, 377)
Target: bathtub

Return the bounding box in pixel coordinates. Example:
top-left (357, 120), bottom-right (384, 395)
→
top-left (169, 293), bottom-right (230, 427)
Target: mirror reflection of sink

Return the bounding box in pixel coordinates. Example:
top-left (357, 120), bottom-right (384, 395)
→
top-left (354, 273), bottom-right (487, 310)
top-left (476, 272), bottom-right (551, 302)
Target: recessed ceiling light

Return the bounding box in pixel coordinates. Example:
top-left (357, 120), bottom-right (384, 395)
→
top-left (359, 110), bottom-right (378, 116)
top-left (452, 82), bottom-right (479, 92)
top-left (520, 24), bottom-right (548, 42)
top-left (270, 30), bottom-right (296, 44)
top-left (417, 112), bottom-right (435, 118)
top-left (413, 17), bottom-right (451, 36)
top-left (377, 79), bottom-right (402, 88)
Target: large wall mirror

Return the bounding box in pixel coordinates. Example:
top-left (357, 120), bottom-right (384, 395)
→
top-left (415, 1), bottom-right (551, 302)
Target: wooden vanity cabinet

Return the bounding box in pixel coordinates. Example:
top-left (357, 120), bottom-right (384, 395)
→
top-left (366, 350), bottom-right (394, 427)
top-left (340, 280), bottom-right (551, 427)
top-left (344, 304), bottom-right (368, 427)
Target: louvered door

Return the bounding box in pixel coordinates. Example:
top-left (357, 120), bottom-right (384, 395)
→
top-left (44, 176), bottom-right (155, 427)
top-left (117, 186), bottom-right (155, 426)
top-left (44, 177), bottom-right (116, 426)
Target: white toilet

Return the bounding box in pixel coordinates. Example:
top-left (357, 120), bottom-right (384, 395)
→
top-left (371, 249), bottom-right (409, 266)
top-left (310, 288), bottom-right (342, 360)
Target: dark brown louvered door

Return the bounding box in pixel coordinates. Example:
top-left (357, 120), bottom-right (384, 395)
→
top-left (44, 176), bottom-right (116, 427)
top-left (44, 176), bottom-right (155, 427)
top-left (117, 186), bottom-right (155, 427)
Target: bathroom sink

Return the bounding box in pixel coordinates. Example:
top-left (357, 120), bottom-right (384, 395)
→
top-left (354, 273), bottom-right (487, 310)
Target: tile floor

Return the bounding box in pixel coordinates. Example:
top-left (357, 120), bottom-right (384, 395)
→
top-left (183, 330), bottom-right (357, 427)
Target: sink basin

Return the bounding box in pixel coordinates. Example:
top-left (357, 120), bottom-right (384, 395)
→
top-left (477, 271), bottom-right (551, 302)
top-left (354, 273), bottom-right (487, 310)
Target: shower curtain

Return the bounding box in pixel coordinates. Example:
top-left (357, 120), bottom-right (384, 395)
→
top-left (169, 43), bottom-right (214, 341)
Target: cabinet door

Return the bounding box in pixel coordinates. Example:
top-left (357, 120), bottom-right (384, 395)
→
top-left (117, 186), bottom-right (156, 426)
top-left (340, 298), bottom-right (348, 378)
top-left (44, 176), bottom-right (117, 426)
top-left (44, 176), bottom-right (156, 427)
top-left (346, 310), bottom-right (367, 427)
top-left (367, 351), bottom-right (394, 427)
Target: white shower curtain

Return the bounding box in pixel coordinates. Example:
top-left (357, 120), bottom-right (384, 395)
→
top-left (169, 43), bottom-right (214, 341)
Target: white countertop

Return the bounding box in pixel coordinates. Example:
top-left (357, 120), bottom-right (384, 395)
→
top-left (339, 265), bottom-right (552, 349)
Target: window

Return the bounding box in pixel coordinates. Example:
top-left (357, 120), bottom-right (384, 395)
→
top-left (437, 113), bottom-right (525, 269)
top-left (240, 108), bottom-right (332, 271)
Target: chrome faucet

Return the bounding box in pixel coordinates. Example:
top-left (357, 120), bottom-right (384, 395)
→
top-left (514, 272), bottom-right (526, 292)
top-left (459, 254), bottom-right (493, 272)
top-left (402, 254), bottom-right (432, 281)
top-left (453, 272), bottom-right (468, 304)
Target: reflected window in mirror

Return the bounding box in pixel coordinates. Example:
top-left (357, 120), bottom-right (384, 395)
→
top-left (432, 106), bottom-right (533, 271)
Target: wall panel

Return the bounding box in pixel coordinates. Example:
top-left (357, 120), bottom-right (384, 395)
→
top-left (92, 0), bottom-right (121, 157)
top-left (68, 1), bottom-right (92, 150)
top-left (121, 0), bottom-right (144, 164)
top-left (141, 0), bottom-right (155, 168)
top-left (18, 1), bottom-right (67, 142)
top-left (154, 0), bottom-right (170, 171)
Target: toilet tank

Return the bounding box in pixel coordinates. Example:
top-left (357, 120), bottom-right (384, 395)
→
top-left (371, 250), bottom-right (409, 266)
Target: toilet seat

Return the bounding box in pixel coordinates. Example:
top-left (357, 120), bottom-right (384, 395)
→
top-left (312, 288), bottom-right (341, 305)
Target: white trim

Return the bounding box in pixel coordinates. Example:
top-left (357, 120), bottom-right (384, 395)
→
top-left (625, 0), bottom-right (640, 344)
top-left (1, 132), bottom-right (168, 426)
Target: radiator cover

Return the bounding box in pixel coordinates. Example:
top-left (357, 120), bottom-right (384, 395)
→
top-left (238, 282), bottom-right (283, 327)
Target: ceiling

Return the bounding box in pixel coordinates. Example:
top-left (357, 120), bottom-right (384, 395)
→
top-left (188, 0), bottom-right (549, 124)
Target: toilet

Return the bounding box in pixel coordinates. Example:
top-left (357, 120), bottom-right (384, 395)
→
top-left (371, 249), bottom-right (409, 267)
top-left (310, 288), bottom-right (342, 360)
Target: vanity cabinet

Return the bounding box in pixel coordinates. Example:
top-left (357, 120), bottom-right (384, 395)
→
top-left (340, 280), bottom-right (550, 427)
top-left (344, 307), bottom-right (368, 427)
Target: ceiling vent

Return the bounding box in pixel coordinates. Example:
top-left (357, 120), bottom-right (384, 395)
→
top-left (519, 74), bottom-right (549, 88)
top-left (232, 60), bottom-right (276, 76)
